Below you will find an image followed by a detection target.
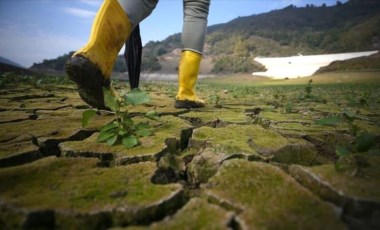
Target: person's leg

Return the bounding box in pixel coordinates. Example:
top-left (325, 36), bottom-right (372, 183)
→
top-left (65, 0), bottom-right (158, 110)
top-left (175, 0), bottom-right (210, 109)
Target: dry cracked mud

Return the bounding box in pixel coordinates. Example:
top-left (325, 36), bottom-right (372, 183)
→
top-left (0, 82), bottom-right (379, 229)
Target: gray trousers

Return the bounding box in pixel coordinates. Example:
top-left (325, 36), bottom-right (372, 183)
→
top-left (117, 0), bottom-right (210, 54)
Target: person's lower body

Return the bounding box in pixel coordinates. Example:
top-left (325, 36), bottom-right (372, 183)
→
top-left (175, 0), bottom-right (210, 109)
top-left (65, 0), bottom-right (157, 110)
top-left (65, 0), bottom-right (210, 110)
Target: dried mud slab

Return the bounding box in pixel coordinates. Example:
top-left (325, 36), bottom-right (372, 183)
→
top-left (179, 109), bottom-right (252, 127)
top-left (258, 111), bottom-right (345, 135)
top-left (186, 148), bottom-right (227, 186)
top-left (0, 111), bottom-right (37, 123)
top-left (0, 113), bottom-right (81, 143)
top-left (0, 157), bottom-right (184, 229)
top-left (0, 140), bottom-right (42, 168)
top-left (125, 198), bottom-right (234, 230)
top-left (127, 93), bottom-right (188, 116)
top-left (0, 112), bottom-right (93, 157)
top-left (1, 87), bottom-right (85, 111)
top-left (203, 159), bottom-right (346, 230)
top-left (0, 109), bottom-right (112, 166)
top-left (190, 124), bottom-right (317, 165)
top-left (13, 96), bottom-right (70, 111)
top-left (60, 116), bottom-right (193, 166)
top-left (2, 91), bottom-right (55, 101)
top-left (190, 125), bottom-right (286, 161)
top-left (290, 155), bottom-right (380, 229)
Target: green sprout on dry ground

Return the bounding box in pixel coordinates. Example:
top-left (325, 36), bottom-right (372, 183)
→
top-left (209, 93), bottom-right (223, 108)
top-left (315, 111), bottom-right (378, 175)
top-left (305, 79), bottom-right (313, 98)
top-left (82, 87), bottom-right (159, 148)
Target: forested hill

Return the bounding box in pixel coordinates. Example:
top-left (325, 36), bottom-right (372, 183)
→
top-left (207, 0), bottom-right (380, 54)
top-left (201, 0), bottom-right (380, 73)
top-left (30, 0), bottom-right (380, 74)
top-left (148, 0), bottom-right (380, 73)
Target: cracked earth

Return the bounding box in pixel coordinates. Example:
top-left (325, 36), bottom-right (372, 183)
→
top-left (0, 81), bottom-right (379, 229)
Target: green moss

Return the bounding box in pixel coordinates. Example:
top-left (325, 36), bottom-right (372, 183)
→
top-left (0, 111), bottom-right (35, 123)
top-left (125, 198), bottom-right (232, 230)
top-left (0, 141), bottom-right (39, 158)
top-left (204, 160), bottom-right (345, 229)
top-left (272, 122), bottom-right (338, 134)
top-left (192, 124), bottom-right (288, 158)
top-left (0, 112), bottom-right (83, 143)
top-left (0, 157), bottom-right (181, 212)
top-left (260, 111), bottom-right (309, 122)
top-left (308, 156), bottom-right (380, 202)
top-left (354, 120), bottom-right (380, 135)
top-left (271, 138), bottom-right (318, 166)
top-left (180, 109), bottom-right (251, 125)
top-left (187, 148), bottom-right (226, 185)
top-left (126, 93), bottom-right (186, 115)
top-left (314, 104), bottom-right (344, 114)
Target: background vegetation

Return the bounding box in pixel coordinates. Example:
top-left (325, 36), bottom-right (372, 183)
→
top-left (28, 0), bottom-right (380, 74)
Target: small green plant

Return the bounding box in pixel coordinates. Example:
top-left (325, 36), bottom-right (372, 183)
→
top-left (82, 88), bottom-right (159, 148)
top-left (305, 79), bottom-right (313, 98)
top-left (209, 93), bottom-right (222, 108)
top-left (315, 111), bottom-right (375, 151)
top-left (284, 102), bottom-right (293, 113)
top-left (315, 111), bottom-right (377, 175)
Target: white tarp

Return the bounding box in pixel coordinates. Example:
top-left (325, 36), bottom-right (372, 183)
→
top-left (252, 50), bottom-right (378, 79)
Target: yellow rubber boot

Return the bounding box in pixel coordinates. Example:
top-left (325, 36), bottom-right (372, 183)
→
top-left (65, 0), bottom-right (131, 110)
top-left (175, 50), bottom-right (206, 108)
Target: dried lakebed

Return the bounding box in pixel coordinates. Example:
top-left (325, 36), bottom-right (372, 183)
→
top-left (0, 83), bottom-right (379, 229)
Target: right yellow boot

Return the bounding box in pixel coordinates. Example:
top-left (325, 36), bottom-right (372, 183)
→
top-left (175, 50), bottom-right (206, 109)
top-left (65, 0), bottom-right (131, 110)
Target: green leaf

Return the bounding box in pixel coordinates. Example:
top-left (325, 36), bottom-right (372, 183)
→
top-left (335, 145), bottom-right (351, 157)
top-left (118, 130), bottom-right (129, 136)
top-left (106, 135), bottom-right (118, 146)
top-left (343, 111), bottom-right (356, 122)
top-left (100, 121), bottom-right (118, 133)
top-left (145, 110), bottom-right (159, 121)
top-left (103, 87), bottom-right (119, 111)
top-left (343, 110), bottom-right (356, 118)
top-left (134, 122), bottom-right (151, 137)
top-left (355, 132), bottom-right (376, 152)
top-left (122, 115), bottom-right (134, 126)
top-left (284, 103), bottom-right (293, 113)
top-left (136, 122), bottom-right (150, 130)
top-left (97, 131), bottom-right (116, 143)
top-left (122, 135), bottom-right (139, 148)
top-left (82, 109), bottom-right (97, 127)
top-left (124, 88), bottom-right (150, 106)
top-left (315, 116), bottom-right (342, 127)
top-left (136, 129), bottom-right (151, 137)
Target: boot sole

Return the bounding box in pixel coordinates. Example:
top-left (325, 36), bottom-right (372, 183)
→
top-left (65, 56), bottom-right (110, 110)
top-left (175, 100), bottom-right (205, 109)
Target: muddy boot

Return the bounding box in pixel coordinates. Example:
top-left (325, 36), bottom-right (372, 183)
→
top-left (65, 0), bottom-right (132, 110)
top-left (175, 50), bottom-right (206, 109)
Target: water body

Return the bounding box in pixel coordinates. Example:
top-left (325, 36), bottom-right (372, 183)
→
top-left (252, 50), bottom-right (378, 79)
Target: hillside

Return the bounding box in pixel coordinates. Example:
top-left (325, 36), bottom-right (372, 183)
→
top-left (0, 57), bottom-right (24, 68)
top-left (315, 50), bottom-right (380, 74)
top-left (29, 0), bottom-right (380, 75)
top-left (152, 0), bottom-right (380, 74)
top-left (0, 63), bottom-right (35, 76)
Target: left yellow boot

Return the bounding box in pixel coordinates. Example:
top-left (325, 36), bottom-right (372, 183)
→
top-left (65, 0), bottom-right (132, 110)
top-left (175, 50), bottom-right (206, 108)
